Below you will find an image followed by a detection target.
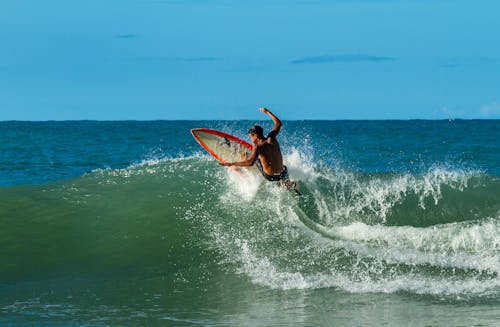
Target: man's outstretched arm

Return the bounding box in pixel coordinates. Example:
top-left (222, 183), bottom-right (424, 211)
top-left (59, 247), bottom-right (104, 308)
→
top-left (220, 147), bottom-right (258, 167)
top-left (259, 107), bottom-right (281, 136)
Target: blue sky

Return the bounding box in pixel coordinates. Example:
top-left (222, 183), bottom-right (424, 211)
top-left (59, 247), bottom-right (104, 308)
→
top-left (1, 0), bottom-right (499, 120)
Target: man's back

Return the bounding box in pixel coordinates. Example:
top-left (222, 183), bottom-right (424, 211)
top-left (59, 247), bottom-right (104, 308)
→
top-left (257, 133), bottom-right (283, 176)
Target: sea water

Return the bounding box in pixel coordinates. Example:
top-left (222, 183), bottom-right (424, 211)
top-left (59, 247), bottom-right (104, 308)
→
top-left (0, 120), bottom-right (499, 326)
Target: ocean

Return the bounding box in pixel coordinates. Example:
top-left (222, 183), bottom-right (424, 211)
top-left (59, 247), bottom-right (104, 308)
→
top-left (0, 120), bottom-right (499, 326)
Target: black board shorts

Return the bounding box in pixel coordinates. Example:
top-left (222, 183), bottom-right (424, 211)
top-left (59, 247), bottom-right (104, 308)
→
top-left (256, 159), bottom-right (289, 182)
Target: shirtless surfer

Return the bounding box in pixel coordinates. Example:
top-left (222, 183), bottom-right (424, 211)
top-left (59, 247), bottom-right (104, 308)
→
top-left (220, 108), bottom-right (296, 189)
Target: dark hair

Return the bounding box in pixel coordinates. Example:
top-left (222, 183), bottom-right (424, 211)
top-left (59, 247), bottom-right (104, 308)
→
top-left (248, 125), bottom-right (264, 139)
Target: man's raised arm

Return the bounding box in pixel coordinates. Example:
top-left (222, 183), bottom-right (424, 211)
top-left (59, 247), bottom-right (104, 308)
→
top-left (259, 107), bottom-right (281, 135)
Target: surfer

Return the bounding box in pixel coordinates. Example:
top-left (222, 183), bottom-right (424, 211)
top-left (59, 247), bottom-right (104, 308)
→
top-left (220, 108), bottom-right (295, 189)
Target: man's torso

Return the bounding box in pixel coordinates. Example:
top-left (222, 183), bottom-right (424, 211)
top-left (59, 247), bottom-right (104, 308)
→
top-left (256, 136), bottom-right (283, 176)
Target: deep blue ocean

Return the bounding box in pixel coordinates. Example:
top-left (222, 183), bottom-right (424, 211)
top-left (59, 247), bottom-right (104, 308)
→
top-left (1, 120), bottom-right (499, 326)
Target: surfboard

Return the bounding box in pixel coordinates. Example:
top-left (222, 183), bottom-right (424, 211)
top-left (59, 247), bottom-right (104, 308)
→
top-left (190, 128), bottom-right (252, 163)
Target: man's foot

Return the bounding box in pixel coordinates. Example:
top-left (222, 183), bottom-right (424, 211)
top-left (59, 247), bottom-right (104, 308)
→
top-left (280, 179), bottom-right (298, 191)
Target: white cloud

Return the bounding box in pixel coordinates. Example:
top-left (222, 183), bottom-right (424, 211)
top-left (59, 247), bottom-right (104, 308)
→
top-left (480, 102), bottom-right (500, 116)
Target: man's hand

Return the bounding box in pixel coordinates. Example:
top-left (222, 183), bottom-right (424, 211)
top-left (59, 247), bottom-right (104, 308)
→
top-left (259, 107), bottom-right (281, 135)
top-left (259, 107), bottom-right (270, 114)
top-left (219, 161), bottom-right (232, 166)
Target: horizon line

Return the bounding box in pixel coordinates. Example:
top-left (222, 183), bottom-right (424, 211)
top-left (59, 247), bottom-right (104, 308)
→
top-left (1, 118), bottom-right (499, 122)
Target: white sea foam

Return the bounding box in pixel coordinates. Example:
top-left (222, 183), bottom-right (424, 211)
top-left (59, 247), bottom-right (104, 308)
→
top-left (330, 220), bottom-right (500, 254)
top-left (199, 147), bottom-right (498, 297)
top-left (307, 167), bottom-right (481, 225)
top-left (222, 166), bottom-right (263, 202)
top-left (232, 231), bottom-right (499, 297)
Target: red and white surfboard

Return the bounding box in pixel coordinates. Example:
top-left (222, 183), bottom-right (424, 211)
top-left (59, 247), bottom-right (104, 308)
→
top-left (190, 128), bottom-right (253, 163)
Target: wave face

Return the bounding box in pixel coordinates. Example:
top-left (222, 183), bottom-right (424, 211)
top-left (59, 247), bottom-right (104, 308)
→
top-left (1, 154), bottom-right (498, 299)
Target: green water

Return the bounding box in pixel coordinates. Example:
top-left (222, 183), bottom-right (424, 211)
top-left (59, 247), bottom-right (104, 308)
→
top-left (1, 158), bottom-right (498, 326)
top-left (1, 120), bottom-right (499, 326)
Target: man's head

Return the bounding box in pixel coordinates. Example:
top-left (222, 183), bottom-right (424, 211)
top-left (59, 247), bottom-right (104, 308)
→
top-left (248, 125), bottom-right (264, 143)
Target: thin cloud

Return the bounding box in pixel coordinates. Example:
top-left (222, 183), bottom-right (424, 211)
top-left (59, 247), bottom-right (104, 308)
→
top-left (133, 56), bottom-right (219, 62)
top-left (184, 57), bottom-right (219, 62)
top-left (440, 56), bottom-right (488, 68)
top-left (291, 54), bottom-right (394, 64)
top-left (480, 102), bottom-right (500, 117)
top-left (117, 34), bottom-right (136, 39)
